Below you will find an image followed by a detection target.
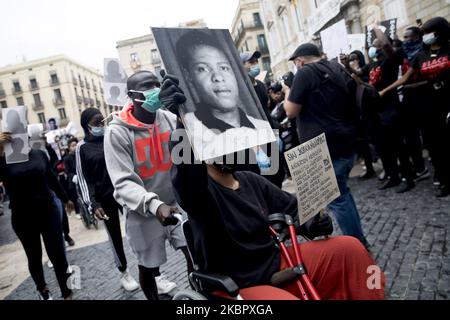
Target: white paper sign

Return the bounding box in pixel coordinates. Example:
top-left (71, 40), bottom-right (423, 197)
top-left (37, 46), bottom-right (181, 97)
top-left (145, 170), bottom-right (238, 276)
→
top-left (284, 133), bottom-right (340, 225)
top-left (1, 106), bottom-right (30, 164)
top-left (103, 58), bottom-right (129, 107)
top-left (320, 19), bottom-right (349, 60)
top-left (347, 34), bottom-right (366, 54)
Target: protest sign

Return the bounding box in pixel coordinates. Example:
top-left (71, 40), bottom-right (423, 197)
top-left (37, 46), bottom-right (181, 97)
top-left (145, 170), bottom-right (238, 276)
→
top-left (1, 106), bottom-right (29, 164)
top-left (320, 19), bottom-right (349, 60)
top-left (284, 133), bottom-right (340, 225)
top-left (103, 58), bottom-right (129, 107)
top-left (365, 19), bottom-right (397, 48)
top-left (28, 123), bottom-right (46, 152)
top-left (347, 33), bottom-right (366, 54)
top-left (152, 27), bottom-right (275, 161)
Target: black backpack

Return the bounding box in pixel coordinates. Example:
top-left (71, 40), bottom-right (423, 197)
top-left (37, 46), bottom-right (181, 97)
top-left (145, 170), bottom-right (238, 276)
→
top-left (304, 60), bottom-right (381, 137)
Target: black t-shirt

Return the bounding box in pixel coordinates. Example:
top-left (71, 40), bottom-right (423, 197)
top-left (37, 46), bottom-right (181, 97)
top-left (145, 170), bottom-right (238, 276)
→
top-left (170, 139), bottom-right (298, 288)
top-left (412, 47), bottom-right (450, 113)
top-left (0, 149), bottom-right (68, 211)
top-left (363, 56), bottom-right (400, 108)
top-left (288, 60), bottom-right (358, 159)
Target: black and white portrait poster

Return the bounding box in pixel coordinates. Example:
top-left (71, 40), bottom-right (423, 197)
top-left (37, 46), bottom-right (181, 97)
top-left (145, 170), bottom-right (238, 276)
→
top-left (103, 58), bottom-right (129, 107)
top-left (152, 28), bottom-right (275, 161)
top-left (365, 19), bottom-right (397, 48)
top-left (1, 106), bottom-right (30, 164)
top-left (28, 123), bottom-right (46, 152)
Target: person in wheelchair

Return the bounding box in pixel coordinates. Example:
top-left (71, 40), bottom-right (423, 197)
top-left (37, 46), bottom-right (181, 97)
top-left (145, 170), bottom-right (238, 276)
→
top-left (160, 72), bottom-right (385, 300)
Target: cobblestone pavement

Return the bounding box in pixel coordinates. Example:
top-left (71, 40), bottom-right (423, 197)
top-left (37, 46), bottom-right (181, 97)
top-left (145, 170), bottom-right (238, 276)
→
top-left (1, 163), bottom-right (449, 300)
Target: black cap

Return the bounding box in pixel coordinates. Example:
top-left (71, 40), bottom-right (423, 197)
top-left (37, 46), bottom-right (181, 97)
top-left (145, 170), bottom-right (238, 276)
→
top-left (240, 51), bottom-right (262, 63)
top-left (288, 43), bottom-right (321, 61)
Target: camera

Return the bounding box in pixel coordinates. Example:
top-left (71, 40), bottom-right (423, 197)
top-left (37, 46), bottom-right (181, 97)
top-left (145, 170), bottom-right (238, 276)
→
top-left (282, 71), bottom-right (294, 88)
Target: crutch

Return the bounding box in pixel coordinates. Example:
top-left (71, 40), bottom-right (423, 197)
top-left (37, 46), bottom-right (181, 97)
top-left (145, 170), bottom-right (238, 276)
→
top-left (268, 214), bottom-right (321, 300)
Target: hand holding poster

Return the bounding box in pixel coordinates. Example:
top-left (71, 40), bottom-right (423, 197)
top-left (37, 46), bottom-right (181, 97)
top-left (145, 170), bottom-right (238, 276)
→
top-left (284, 133), bottom-right (340, 225)
top-left (1, 106), bottom-right (30, 164)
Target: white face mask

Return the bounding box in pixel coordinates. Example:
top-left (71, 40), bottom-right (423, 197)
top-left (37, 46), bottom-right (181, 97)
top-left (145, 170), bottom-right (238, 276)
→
top-left (423, 33), bottom-right (437, 45)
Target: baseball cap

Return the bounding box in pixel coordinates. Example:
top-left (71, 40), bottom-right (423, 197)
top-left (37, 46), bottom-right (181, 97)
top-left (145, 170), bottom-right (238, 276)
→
top-left (288, 43), bottom-right (321, 61)
top-left (240, 51), bottom-right (262, 63)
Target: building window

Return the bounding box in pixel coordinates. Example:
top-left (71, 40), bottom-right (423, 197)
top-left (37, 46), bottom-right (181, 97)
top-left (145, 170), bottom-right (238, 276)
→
top-left (268, 25), bottom-right (280, 54)
top-left (1, 101), bottom-right (7, 108)
top-left (151, 49), bottom-right (161, 63)
top-left (58, 108), bottom-right (67, 120)
top-left (253, 12), bottom-right (262, 27)
top-left (383, 0), bottom-right (408, 27)
top-left (16, 96), bottom-right (24, 106)
top-left (257, 34), bottom-right (269, 53)
top-left (54, 89), bottom-right (62, 100)
top-left (0, 82), bottom-right (5, 97)
top-left (262, 57), bottom-right (271, 72)
top-left (37, 112), bottom-right (46, 124)
top-left (131, 52), bottom-right (139, 62)
top-left (280, 14), bottom-right (290, 44)
top-left (50, 72), bottom-right (59, 85)
top-left (29, 77), bottom-right (38, 90)
top-left (154, 66), bottom-right (162, 80)
top-left (33, 93), bottom-right (42, 107)
top-left (13, 80), bottom-right (22, 93)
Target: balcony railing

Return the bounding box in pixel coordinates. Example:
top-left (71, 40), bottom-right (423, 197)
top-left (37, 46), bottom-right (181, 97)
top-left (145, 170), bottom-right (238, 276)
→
top-left (80, 80), bottom-right (85, 88)
top-left (93, 85), bottom-right (97, 92)
top-left (53, 97), bottom-right (65, 106)
top-left (235, 20), bottom-right (264, 44)
top-left (73, 77), bottom-right (78, 85)
top-left (29, 83), bottom-right (39, 91)
top-left (12, 87), bottom-right (22, 95)
top-left (50, 79), bottom-right (60, 86)
top-left (86, 82), bottom-right (91, 89)
top-left (32, 102), bottom-right (44, 111)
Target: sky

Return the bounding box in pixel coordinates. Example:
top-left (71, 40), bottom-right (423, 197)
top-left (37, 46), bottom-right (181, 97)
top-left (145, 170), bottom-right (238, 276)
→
top-left (0, 0), bottom-right (240, 72)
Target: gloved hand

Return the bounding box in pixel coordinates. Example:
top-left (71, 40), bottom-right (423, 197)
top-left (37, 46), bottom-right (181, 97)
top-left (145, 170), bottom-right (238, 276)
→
top-left (155, 203), bottom-right (179, 226)
top-left (159, 70), bottom-right (187, 116)
top-left (300, 212), bottom-right (333, 240)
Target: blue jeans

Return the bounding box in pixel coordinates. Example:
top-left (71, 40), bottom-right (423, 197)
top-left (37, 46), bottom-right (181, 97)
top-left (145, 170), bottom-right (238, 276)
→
top-left (327, 154), bottom-right (367, 244)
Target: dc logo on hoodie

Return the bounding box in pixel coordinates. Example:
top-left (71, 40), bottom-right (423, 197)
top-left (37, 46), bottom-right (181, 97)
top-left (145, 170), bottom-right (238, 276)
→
top-left (135, 131), bottom-right (172, 179)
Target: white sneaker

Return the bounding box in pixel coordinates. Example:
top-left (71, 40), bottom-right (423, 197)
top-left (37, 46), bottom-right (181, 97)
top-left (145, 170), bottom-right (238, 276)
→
top-left (155, 275), bottom-right (177, 294)
top-left (120, 271), bottom-right (139, 292)
top-left (47, 260), bottom-right (53, 268)
top-left (37, 290), bottom-right (53, 300)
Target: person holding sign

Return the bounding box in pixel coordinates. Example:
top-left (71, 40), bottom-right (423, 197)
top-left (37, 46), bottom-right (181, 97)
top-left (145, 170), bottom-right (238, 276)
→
top-left (0, 132), bottom-right (74, 300)
top-left (283, 43), bottom-right (369, 248)
top-left (160, 74), bottom-right (384, 300)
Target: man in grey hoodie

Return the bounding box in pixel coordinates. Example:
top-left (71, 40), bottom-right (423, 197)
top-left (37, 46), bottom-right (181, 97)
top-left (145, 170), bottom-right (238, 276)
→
top-left (104, 71), bottom-right (193, 300)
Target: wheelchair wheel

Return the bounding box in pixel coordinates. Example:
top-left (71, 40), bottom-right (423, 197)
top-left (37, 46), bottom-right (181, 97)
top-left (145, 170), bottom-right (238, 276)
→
top-left (172, 289), bottom-right (207, 300)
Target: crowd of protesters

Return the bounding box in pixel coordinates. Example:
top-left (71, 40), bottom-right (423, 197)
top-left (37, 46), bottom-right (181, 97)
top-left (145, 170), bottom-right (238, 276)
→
top-left (0, 16), bottom-right (447, 300)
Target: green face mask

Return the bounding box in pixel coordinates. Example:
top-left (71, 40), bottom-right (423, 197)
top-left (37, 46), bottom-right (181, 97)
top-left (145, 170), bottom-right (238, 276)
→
top-left (133, 88), bottom-right (162, 113)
